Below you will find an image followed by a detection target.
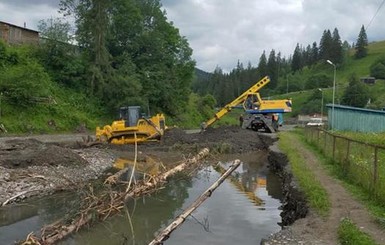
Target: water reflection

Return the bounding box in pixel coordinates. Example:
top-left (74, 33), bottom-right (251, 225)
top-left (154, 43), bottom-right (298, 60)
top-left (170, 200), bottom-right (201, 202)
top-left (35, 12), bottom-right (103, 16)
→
top-left (0, 151), bottom-right (283, 245)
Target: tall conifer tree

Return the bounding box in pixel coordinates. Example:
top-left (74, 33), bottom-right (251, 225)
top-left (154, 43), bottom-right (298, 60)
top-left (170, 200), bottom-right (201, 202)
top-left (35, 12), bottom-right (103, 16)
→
top-left (355, 25), bottom-right (368, 59)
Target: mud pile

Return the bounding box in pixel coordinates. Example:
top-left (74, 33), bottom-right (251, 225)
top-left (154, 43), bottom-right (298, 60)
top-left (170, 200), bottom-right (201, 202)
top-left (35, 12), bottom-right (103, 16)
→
top-left (0, 126), bottom-right (271, 205)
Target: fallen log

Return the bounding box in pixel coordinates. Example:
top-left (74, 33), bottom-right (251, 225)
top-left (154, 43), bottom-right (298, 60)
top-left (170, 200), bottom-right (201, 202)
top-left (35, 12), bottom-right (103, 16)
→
top-left (148, 159), bottom-right (241, 245)
top-left (20, 148), bottom-right (210, 245)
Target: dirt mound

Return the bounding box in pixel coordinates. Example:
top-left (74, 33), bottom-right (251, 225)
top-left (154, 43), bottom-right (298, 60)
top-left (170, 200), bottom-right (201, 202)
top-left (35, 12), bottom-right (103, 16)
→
top-left (0, 138), bottom-right (88, 168)
top-left (162, 126), bottom-right (269, 153)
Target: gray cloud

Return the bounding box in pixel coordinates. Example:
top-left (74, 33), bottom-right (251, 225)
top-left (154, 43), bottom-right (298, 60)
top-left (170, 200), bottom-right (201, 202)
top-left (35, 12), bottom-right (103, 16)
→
top-left (1, 0), bottom-right (384, 72)
top-left (161, 0), bottom-right (385, 72)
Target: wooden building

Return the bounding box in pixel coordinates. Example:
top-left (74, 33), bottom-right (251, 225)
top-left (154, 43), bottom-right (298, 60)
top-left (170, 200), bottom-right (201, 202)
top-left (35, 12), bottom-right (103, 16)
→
top-left (0, 21), bottom-right (39, 45)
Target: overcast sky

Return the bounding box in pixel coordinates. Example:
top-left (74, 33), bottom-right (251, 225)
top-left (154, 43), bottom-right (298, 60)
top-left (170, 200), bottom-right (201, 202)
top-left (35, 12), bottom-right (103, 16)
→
top-left (1, 0), bottom-right (384, 72)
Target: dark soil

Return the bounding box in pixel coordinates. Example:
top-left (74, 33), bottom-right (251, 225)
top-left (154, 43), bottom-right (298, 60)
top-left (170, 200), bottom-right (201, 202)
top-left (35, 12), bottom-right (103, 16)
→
top-left (0, 126), bottom-right (270, 206)
top-left (0, 138), bottom-right (88, 169)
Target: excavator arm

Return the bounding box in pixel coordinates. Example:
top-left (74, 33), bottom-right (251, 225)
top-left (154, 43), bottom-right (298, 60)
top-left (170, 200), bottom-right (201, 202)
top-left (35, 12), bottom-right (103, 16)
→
top-left (204, 76), bottom-right (270, 128)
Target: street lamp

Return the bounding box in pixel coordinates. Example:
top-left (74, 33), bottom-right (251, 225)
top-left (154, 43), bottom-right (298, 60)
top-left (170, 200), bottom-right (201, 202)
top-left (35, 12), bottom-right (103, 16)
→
top-left (318, 88), bottom-right (323, 122)
top-left (326, 59), bottom-right (336, 130)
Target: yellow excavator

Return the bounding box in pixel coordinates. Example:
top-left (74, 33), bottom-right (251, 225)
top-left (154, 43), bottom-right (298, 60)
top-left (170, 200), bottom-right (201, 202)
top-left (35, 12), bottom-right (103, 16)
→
top-left (96, 106), bottom-right (166, 144)
top-left (203, 76), bottom-right (292, 133)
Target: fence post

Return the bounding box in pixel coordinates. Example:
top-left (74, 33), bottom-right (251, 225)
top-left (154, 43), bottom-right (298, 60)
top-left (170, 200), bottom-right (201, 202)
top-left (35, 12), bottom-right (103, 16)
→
top-left (373, 147), bottom-right (378, 194)
top-left (344, 140), bottom-right (350, 174)
top-left (332, 135), bottom-right (336, 161)
top-left (317, 129), bottom-right (320, 146)
top-left (324, 131), bottom-right (327, 153)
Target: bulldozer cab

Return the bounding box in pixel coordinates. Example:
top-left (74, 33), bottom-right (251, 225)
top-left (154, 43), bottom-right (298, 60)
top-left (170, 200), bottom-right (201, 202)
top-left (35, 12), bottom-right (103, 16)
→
top-left (119, 106), bottom-right (141, 127)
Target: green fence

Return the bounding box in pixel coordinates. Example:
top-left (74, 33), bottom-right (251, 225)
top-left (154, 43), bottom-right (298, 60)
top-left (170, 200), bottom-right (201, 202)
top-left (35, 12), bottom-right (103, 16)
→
top-left (304, 127), bottom-right (385, 203)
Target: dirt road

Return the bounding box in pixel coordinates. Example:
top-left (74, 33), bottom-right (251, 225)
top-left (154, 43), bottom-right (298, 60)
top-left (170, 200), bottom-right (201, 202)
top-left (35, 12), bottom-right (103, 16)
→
top-left (265, 132), bottom-right (385, 245)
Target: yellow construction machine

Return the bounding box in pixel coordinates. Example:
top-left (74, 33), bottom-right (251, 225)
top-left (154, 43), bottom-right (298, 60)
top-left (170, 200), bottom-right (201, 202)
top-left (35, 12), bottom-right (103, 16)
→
top-left (204, 76), bottom-right (292, 133)
top-left (96, 106), bottom-right (166, 144)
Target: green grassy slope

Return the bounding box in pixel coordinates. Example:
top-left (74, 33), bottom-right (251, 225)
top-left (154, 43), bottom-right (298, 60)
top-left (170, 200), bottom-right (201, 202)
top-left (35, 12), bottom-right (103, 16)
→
top-left (276, 40), bottom-right (385, 117)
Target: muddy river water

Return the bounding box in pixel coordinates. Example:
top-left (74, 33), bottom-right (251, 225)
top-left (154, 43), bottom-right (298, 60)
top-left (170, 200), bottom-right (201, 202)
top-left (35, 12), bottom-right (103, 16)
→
top-left (0, 151), bottom-right (283, 245)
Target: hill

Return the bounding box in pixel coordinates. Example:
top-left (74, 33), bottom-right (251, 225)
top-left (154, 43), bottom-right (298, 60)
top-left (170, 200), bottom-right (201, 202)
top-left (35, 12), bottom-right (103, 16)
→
top-left (278, 40), bottom-right (385, 117)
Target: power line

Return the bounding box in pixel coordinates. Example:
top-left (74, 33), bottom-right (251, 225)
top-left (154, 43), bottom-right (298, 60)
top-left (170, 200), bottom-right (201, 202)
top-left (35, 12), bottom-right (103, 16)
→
top-left (367, 0), bottom-right (385, 30)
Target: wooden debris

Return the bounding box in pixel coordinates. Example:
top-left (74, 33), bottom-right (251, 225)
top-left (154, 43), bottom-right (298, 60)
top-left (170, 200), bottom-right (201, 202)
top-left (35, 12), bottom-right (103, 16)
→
top-left (148, 159), bottom-right (241, 245)
top-left (19, 148), bottom-right (210, 245)
top-left (1, 191), bottom-right (28, 206)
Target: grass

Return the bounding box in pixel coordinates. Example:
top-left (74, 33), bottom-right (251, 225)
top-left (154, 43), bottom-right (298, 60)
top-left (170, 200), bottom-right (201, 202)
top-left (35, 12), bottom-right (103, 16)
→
top-left (278, 130), bottom-right (330, 216)
top-left (338, 218), bottom-right (379, 245)
top-left (335, 131), bottom-right (385, 147)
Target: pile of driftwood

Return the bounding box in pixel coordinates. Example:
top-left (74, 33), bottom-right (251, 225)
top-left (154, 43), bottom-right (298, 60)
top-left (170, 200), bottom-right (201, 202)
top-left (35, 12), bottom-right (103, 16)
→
top-left (20, 148), bottom-right (210, 245)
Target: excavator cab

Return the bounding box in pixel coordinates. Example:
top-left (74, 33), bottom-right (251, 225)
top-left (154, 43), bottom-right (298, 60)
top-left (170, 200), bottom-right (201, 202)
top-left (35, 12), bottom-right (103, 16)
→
top-left (96, 106), bottom-right (166, 144)
top-left (119, 106), bottom-right (141, 127)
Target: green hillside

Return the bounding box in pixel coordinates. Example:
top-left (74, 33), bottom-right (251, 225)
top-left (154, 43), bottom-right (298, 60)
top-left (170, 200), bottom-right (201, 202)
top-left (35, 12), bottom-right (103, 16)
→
top-left (276, 40), bottom-right (385, 117)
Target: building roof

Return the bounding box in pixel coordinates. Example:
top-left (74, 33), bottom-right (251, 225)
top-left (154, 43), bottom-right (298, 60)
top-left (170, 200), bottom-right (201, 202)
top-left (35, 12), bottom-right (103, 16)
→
top-left (325, 104), bottom-right (385, 114)
top-left (0, 20), bottom-right (39, 33)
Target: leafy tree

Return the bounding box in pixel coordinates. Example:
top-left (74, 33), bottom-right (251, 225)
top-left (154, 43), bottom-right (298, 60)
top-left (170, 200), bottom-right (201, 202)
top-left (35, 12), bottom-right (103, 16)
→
top-left (341, 74), bottom-right (370, 107)
top-left (37, 17), bottom-right (85, 88)
top-left (370, 63), bottom-right (385, 79)
top-left (59, 0), bottom-right (195, 116)
top-left (370, 56), bottom-right (385, 79)
top-left (355, 25), bottom-right (368, 59)
top-left (304, 73), bottom-right (332, 89)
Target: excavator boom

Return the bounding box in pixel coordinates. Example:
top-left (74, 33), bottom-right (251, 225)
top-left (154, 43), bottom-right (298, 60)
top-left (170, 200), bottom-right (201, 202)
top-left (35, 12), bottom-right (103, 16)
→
top-left (205, 76), bottom-right (270, 128)
top-left (203, 75), bottom-right (292, 132)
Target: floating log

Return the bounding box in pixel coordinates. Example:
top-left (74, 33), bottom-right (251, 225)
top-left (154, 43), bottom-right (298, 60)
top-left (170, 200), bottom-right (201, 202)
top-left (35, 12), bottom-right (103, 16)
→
top-left (19, 148), bottom-right (210, 245)
top-left (148, 159), bottom-right (241, 245)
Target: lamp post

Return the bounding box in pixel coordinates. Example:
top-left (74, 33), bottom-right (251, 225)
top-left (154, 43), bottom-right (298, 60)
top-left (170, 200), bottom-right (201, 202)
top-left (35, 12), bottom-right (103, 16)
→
top-left (318, 88), bottom-right (323, 122)
top-left (326, 59), bottom-right (336, 130)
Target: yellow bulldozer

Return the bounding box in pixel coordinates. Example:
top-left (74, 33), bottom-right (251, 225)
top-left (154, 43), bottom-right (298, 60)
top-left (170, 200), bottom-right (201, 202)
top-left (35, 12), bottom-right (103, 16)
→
top-left (96, 106), bottom-right (166, 144)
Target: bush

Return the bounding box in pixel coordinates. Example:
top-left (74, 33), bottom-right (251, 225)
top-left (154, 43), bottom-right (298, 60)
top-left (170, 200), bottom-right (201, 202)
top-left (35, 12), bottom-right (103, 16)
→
top-left (305, 73), bottom-right (333, 90)
top-left (370, 63), bottom-right (385, 79)
top-left (0, 61), bottom-right (52, 107)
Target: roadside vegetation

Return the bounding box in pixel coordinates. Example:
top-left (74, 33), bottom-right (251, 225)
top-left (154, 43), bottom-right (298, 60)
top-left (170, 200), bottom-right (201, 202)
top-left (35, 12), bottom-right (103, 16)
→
top-left (294, 127), bottom-right (385, 244)
top-left (278, 131), bottom-right (330, 216)
top-left (338, 218), bottom-right (378, 245)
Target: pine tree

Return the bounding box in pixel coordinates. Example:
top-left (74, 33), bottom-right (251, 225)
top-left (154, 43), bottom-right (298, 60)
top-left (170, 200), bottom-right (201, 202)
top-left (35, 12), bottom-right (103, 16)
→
top-left (310, 42), bottom-right (318, 64)
top-left (258, 51), bottom-right (267, 77)
top-left (319, 29), bottom-right (333, 61)
top-left (331, 28), bottom-right (343, 64)
top-left (291, 43), bottom-right (302, 72)
top-left (267, 49), bottom-right (278, 88)
top-left (355, 25), bottom-right (368, 59)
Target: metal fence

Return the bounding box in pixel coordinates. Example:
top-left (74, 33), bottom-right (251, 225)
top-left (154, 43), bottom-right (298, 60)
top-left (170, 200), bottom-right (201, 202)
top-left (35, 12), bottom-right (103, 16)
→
top-left (304, 127), bottom-right (385, 203)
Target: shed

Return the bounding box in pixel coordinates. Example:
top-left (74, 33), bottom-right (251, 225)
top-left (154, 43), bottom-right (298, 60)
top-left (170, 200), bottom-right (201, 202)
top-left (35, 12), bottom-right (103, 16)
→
top-left (326, 104), bottom-right (385, 132)
top-left (360, 77), bottom-right (376, 84)
top-left (0, 21), bottom-right (39, 45)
